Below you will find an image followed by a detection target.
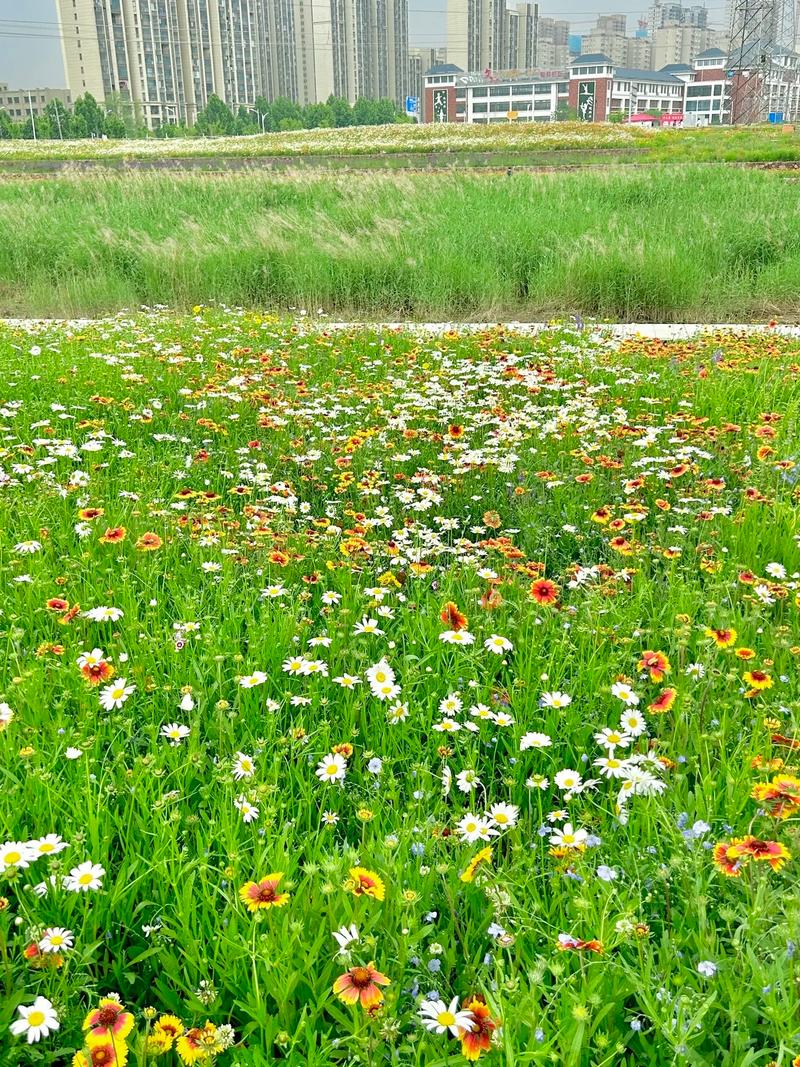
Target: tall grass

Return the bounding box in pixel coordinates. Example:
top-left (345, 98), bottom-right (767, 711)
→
top-left (1, 167), bottom-right (799, 320)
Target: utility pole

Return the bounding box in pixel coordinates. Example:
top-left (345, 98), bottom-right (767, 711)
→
top-left (27, 91), bottom-right (37, 141)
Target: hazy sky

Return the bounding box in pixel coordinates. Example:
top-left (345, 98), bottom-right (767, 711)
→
top-left (0, 0), bottom-right (727, 88)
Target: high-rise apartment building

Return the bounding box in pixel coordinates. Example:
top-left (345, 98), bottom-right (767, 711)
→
top-left (447, 0), bottom-right (548, 72)
top-left (651, 24), bottom-right (727, 66)
top-left (56, 0), bottom-right (408, 126)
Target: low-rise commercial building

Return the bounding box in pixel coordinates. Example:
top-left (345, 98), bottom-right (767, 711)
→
top-left (423, 45), bottom-right (800, 125)
top-left (0, 85), bottom-right (72, 121)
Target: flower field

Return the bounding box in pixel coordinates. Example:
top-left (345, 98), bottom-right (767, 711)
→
top-left (2, 311), bottom-right (800, 1066)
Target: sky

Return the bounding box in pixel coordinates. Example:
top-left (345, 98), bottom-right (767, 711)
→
top-left (0, 0), bottom-right (729, 89)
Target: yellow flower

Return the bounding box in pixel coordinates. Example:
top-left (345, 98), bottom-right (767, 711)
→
top-left (460, 846), bottom-right (493, 883)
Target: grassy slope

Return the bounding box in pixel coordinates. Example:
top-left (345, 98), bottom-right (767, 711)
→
top-left (1, 167), bottom-right (799, 321)
top-left (0, 122), bottom-right (798, 164)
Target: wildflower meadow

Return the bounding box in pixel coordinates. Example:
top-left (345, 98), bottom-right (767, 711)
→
top-left (2, 311), bottom-right (800, 1066)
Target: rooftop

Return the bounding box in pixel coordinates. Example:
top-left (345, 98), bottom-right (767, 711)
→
top-left (572, 54), bottom-right (614, 65)
top-left (425, 63), bottom-right (465, 76)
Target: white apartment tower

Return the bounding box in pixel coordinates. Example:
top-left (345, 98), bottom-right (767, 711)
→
top-left (56, 0), bottom-right (409, 126)
top-left (447, 0), bottom-right (540, 72)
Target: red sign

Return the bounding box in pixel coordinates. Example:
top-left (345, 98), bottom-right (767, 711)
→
top-left (660, 112), bottom-right (684, 124)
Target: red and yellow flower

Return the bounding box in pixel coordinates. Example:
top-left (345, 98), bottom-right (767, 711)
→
top-left (332, 962), bottom-right (390, 1010)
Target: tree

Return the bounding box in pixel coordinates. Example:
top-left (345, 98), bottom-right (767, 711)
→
top-left (555, 102), bottom-right (578, 121)
top-left (270, 96), bottom-right (302, 129)
top-left (326, 95), bottom-right (354, 128)
top-left (0, 109), bottom-right (14, 139)
top-left (195, 94), bottom-right (235, 136)
top-left (21, 115), bottom-right (53, 139)
top-left (74, 93), bottom-right (106, 137)
top-left (104, 113), bottom-right (127, 138)
top-left (44, 98), bottom-right (71, 139)
top-left (302, 102), bottom-right (333, 128)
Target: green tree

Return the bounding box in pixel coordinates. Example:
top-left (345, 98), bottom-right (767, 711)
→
top-left (326, 95), bottom-right (354, 127)
top-left (74, 92), bottom-right (106, 137)
top-left (104, 113), bottom-right (127, 138)
top-left (44, 98), bottom-right (71, 138)
top-left (302, 102), bottom-right (334, 128)
top-left (0, 109), bottom-right (14, 139)
top-left (555, 102), bottom-right (578, 121)
top-left (270, 96), bottom-right (302, 129)
top-left (195, 94), bottom-right (235, 135)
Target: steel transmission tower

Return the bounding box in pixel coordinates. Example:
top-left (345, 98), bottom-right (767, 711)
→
top-left (727, 0), bottom-right (797, 122)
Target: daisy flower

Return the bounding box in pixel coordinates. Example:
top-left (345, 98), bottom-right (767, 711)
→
top-left (99, 678), bottom-right (135, 711)
top-left (0, 840), bottom-right (36, 871)
top-left (10, 997), bottom-right (59, 1044)
top-left (419, 996), bottom-right (475, 1036)
top-left (161, 722), bottom-right (190, 745)
top-left (520, 731), bottom-right (552, 750)
top-left (484, 634), bottom-right (513, 654)
top-left (66, 860), bottom-right (105, 892)
top-left (439, 629), bottom-right (475, 645)
top-left (549, 823), bottom-right (588, 848)
top-left (316, 752), bottom-right (347, 783)
top-left (240, 671), bottom-right (267, 688)
top-left (540, 691), bottom-right (571, 708)
top-left (488, 802), bottom-right (519, 829)
top-left (39, 927), bottom-right (74, 953)
top-left (232, 752), bottom-right (256, 780)
top-left (610, 681), bottom-right (639, 705)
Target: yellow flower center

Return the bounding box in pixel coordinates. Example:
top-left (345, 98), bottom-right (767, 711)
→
top-left (5, 851), bottom-right (20, 864)
top-left (28, 1011), bottom-right (46, 1027)
top-left (438, 1011), bottom-right (456, 1026)
top-left (79, 873), bottom-right (94, 884)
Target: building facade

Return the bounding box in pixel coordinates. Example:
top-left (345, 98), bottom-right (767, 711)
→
top-left (56, 0), bottom-right (409, 127)
top-left (447, 0), bottom-right (546, 73)
top-left (0, 85), bottom-right (72, 121)
top-left (422, 45), bottom-right (800, 124)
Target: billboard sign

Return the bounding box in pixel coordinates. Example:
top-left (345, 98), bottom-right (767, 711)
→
top-left (432, 88), bottom-right (449, 122)
top-left (578, 80), bottom-right (596, 121)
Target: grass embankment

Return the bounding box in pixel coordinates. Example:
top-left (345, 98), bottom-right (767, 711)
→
top-left (1, 167), bottom-right (799, 321)
top-left (0, 122), bottom-right (797, 165)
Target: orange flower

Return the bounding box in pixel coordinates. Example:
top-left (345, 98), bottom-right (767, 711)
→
top-left (751, 774), bottom-right (800, 819)
top-left (714, 836), bottom-right (790, 875)
top-left (705, 627), bottom-right (737, 649)
top-left (99, 527), bottom-right (127, 545)
top-left (448, 424), bottom-right (464, 439)
top-left (239, 874), bottom-right (289, 911)
top-left (78, 507), bottom-right (104, 520)
top-left (45, 597), bottom-right (70, 612)
top-left (82, 658), bottom-right (115, 685)
top-left (480, 587), bottom-right (503, 611)
top-left (332, 962), bottom-right (390, 1010)
top-left (135, 532), bottom-right (162, 551)
top-left (743, 670), bottom-right (772, 691)
top-left (482, 510), bottom-right (502, 529)
top-left (648, 688), bottom-right (676, 715)
top-left (529, 578), bottom-right (559, 605)
top-left (460, 997), bottom-right (499, 1061)
top-left (637, 650), bottom-right (671, 683)
top-left (440, 601), bottom-right (468, 631)
top-left (82, 1044), bottom-right (128, 1067)
top-left (346, 866), bottom-right (385, 901)
top-left (83, 998), bottom-right (134, 1048)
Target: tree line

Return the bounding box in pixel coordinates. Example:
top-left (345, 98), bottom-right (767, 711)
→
top-left (0, 92), bottom-right (408, 140)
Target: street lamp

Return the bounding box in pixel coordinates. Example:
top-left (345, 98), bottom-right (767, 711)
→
top-left (247, 106), bottom-right (267, 133)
